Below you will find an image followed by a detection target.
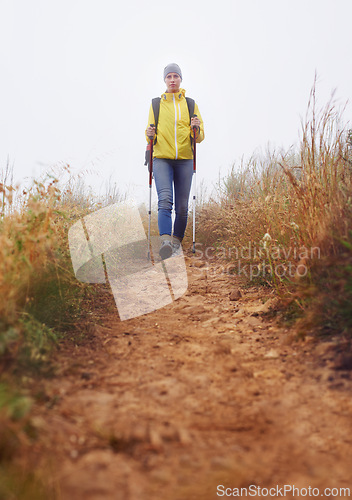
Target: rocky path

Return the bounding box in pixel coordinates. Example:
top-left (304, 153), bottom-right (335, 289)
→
top-left (29, 255), bottom-right (352, 499)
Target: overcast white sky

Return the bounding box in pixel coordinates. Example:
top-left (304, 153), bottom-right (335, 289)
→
top-left (1, 0), bottom-right (351, 204)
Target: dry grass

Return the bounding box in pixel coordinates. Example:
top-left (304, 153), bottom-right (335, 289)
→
top-left (0, 173), bottom-right (79, 332)
top-left (196, 84), bottom-right (352, 335)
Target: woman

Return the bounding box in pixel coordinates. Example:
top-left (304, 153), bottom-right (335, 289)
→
top-left (146, 63), bottom-right (204, 260)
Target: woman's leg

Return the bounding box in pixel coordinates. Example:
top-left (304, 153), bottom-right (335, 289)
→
top-left (173, 159), bottom-right (193, 241)
top-left (153, 158), bottom-right (174, 236)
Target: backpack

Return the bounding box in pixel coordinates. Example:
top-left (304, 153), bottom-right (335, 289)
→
top-left (145, 97), bottom-right (195, 167)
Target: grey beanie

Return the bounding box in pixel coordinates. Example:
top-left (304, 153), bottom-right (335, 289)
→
top-left (163, 63), bottom-right (182, 81)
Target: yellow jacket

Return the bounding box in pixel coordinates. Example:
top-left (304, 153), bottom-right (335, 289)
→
top-left (145, 88), bottom-right (204, 160)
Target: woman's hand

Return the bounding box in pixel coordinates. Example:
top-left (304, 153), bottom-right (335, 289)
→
top-left (146, 125), bottom-right (156, 139)
top-left (191, 116), bottom-right (201, 129)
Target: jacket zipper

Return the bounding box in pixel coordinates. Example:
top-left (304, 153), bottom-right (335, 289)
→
top-left (173, 94), bottom-right (178, 159)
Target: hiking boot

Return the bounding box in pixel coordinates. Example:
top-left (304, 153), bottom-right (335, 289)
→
top-left (171, 239), bottom-right (182, 257)
top-left (159, 239), bottom-right (173, 260)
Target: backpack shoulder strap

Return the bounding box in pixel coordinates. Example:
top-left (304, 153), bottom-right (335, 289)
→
top-left (185, 97), bottom-right (195, 121)
top-left (151, 97), bottom-right (161, 130)
top-left (186, 97), bottom-right (196, 149)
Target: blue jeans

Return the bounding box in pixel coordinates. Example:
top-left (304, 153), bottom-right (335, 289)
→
top-left (153, 158), bottom-right (194, 240)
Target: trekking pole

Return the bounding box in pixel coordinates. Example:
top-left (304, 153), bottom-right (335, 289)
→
top-left (147, 124), bottom-right (154, 260)
top-left (192, 116), bottom-right (197, 253)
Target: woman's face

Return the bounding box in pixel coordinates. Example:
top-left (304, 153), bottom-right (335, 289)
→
top-left (165, 72), bottom-right (181, 93)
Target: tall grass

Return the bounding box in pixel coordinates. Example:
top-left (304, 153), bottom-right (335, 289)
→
top-left (1, 175), bottom-right (75, 335)
top-left (1, 168), bottom-right (122, 361)
top-left (196, 85), bottom-right (352, 335)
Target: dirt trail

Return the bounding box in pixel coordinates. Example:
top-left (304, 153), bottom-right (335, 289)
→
top-left (29, 254), bottom-right (352, 499)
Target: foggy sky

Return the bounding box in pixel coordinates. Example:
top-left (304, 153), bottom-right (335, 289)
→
top-left (1, 0), bottom-right (351, 203)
